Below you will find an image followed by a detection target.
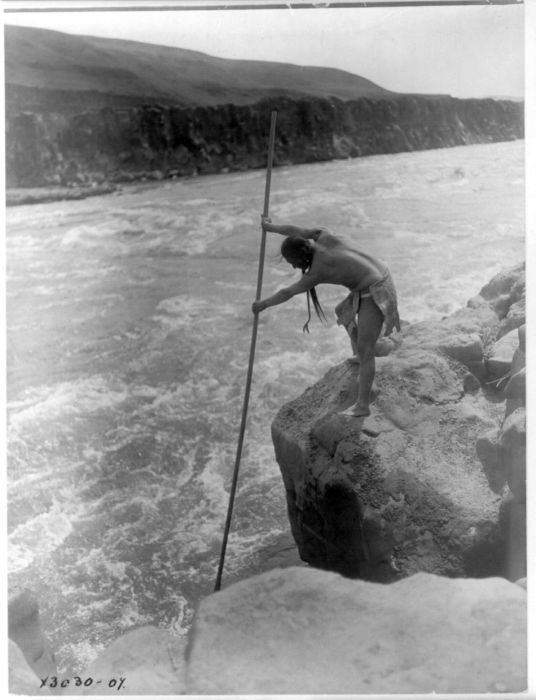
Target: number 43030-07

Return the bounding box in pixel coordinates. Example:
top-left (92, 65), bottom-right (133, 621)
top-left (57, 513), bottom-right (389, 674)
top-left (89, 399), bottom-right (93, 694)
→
top-left (40, 676), bottom-right (126, 691)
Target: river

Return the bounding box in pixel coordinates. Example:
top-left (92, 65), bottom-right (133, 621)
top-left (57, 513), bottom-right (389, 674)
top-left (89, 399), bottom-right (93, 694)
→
top-left (6, 140), bottom-right (524, 672)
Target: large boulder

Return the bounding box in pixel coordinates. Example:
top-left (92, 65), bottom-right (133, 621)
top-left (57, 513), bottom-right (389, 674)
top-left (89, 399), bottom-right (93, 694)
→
top-left (19, 569), bottom-right (527, 696)
top-left (8, 640), bottom-right (46, 696)
top-left (479, 263), bottom-right (525, 306)
top-left (501, 408), bottom-right (526, 501)
top-left (497, 406), bottom-right (526, 581)
top-left (272, 355), bottom-right (501, 580)
top-left (8, 590), bottom-right (57, 680)
top-left (478, 263), bottom-right (525, 338)
top-left (486, 327), bottom-right (521, 380)
top-left (504, 324), bottom-right (526, 416)
top-left (271, 264), bottom-right (525, 581)
top-left (187, 567), bottom-right (526, 694)
top-left (66, 626), bottom-right (186, 695)
top-left (476, 320), bottom-right (526, 582)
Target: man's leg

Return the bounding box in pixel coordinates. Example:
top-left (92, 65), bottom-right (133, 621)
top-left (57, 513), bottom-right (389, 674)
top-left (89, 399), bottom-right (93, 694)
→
top-left (344, 319), bottom-right (359, 362)
top-left (335, 298), bottom-right (359, 361)
top-left (349, 298), bottom-right (383, 416)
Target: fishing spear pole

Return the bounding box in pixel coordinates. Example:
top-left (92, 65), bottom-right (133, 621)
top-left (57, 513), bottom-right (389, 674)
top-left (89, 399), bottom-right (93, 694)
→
top-left (214, 110), bottom-right (278, 593)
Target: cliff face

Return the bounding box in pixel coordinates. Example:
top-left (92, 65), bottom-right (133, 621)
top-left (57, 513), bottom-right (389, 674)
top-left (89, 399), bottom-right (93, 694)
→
top-left (5, 94), bottom-right (523, 188)
top-left (271, 264), bottom-right (526, 582)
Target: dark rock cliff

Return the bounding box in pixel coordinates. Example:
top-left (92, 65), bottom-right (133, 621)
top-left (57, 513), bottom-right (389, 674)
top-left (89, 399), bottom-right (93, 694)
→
top-left (5, 94), bottom-right (523, 188)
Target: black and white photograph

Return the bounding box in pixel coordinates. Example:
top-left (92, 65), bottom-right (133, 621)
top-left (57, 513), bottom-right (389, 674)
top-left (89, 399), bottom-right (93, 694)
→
top-left (4, 0), bottom-right (530, 695)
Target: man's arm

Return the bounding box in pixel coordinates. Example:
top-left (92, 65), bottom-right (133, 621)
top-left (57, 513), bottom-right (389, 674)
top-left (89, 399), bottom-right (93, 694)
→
top-left (252, 275), bottom-right (317, 313)
top-left (262, 216), bottom-right (322, 240)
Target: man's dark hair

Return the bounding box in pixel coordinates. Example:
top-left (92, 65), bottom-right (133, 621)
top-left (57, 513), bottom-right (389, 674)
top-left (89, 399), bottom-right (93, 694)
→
top-left (281, 236), bottom-right (313, 270)
top-left (281, 236), bottom-right (327, 332)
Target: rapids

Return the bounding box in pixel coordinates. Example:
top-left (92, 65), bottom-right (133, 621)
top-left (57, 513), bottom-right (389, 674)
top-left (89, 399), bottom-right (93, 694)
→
top-left (6, 140), bottom-right (524, 671)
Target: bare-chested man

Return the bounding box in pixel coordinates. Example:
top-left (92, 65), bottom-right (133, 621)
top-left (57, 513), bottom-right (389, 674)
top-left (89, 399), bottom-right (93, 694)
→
top-left (252, 216), bottom-right (401, 417)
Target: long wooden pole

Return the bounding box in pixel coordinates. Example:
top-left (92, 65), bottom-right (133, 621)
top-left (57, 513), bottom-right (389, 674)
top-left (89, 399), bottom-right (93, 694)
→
top-left (214, 110), bottom-right (278, 592)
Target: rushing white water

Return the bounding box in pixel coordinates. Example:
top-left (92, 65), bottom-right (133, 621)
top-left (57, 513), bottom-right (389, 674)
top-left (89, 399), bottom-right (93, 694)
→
top-left (6, 141), bottom-right (524, 672)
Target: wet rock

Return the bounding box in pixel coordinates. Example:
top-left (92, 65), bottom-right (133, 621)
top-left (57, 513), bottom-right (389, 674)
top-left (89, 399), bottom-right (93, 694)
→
top-left (492, 293), bottom-right (513, 319)
top-left (502, 324), bottom-right (525, 414)
top-left (9, 640), bottom-right (46, 695)
top-left (439, 332), bottom-right (483, 365)
top-left (498, 299), bottom-right (525, 338)
top-left (481, 267), bottom-right (525, 339)
top-left (504, 366), bottom-right (525, 401)
top-left (463, 372), bottom-right (481, 393)
top-left (464, 360), bottom-right (487, 381)
top-left (517, 323), bottom-right (526, 350)
top-left (479, 263), bottom-right (525, 301)
top-left (69, 626), bottom-right (186, 695)
top-left (8, 590), bottom-right (57, 679)
top-left (466, 294), bottom-right (487, 309)
top-left (486, 328), bottom-right (519, 379)
top-left (476, 432), bottom-right (507, 494)
top-left (499, 494), bottom-right (526, 581)
top-left (272, 351), bottom-right (501, 580)
top-left (187, 567), bottom-right (527, 694)
top-left (501, 408), bottom-right (526, 501)
top-left (374, 336), bottom-right (398, 356)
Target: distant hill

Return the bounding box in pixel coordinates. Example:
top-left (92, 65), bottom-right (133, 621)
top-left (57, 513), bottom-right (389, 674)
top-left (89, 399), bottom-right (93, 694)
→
top-left (4, 24), bottom-right (400, 111)
top-left (4, 25), bottom-right (523, 193)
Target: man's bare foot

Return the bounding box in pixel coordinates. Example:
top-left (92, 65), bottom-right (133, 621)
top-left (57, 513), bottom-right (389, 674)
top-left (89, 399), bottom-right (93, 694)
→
top-left (339, 402), bottom-right (370, 418)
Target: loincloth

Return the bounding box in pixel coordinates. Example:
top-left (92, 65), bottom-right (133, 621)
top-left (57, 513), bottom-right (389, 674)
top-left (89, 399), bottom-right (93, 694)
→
top-left (335, 270), bottom-right (401, 337)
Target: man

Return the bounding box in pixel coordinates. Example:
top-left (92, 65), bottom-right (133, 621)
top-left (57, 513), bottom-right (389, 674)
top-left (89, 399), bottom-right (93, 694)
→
top-left (252, 216), bottom-right (401, 418)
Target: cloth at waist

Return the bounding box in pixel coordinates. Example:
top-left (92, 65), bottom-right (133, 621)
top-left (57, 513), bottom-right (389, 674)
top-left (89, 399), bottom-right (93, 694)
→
top-left (335, 272), bottom-right (401, 337)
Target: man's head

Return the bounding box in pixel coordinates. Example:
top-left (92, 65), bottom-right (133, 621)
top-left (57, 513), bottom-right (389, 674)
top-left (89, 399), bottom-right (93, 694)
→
top-left (281, 236), bottom-right (313, 271)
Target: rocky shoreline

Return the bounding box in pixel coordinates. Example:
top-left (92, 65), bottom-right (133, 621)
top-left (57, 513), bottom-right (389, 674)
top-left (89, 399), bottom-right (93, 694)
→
top-left (6, 95), bottom-right (523, 190)
top-left (272, 263), bottom-right (526, 583)
top-left (6, 183), bottom-right (119, 207)
top-left (8, 262), bottom-right (526, 694)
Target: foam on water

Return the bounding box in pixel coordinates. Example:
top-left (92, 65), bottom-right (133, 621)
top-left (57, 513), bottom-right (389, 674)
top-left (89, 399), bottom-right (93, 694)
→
top-left (6, 141), bottom-right (525, 672)
top-left (155, 295), bottom-right (237, 327)
top-left (255, 349), bottom-right (319, 385)
top-left (61, 223), bottom-right (121, 247)
top-left (9, 502), bottom-right (75, 572)
top-left (8, 377), bottom-right (129, 431)
top-left (62, 640), bottom-right (107, 674)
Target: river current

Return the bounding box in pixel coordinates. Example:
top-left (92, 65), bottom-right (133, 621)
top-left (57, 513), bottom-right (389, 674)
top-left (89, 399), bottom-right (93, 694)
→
top-left (6, 141), bottom-right (524, 672)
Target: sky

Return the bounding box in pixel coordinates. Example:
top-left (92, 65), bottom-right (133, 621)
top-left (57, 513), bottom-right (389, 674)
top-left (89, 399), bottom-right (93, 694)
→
top-left (2, 1), bottom-right (526, 99)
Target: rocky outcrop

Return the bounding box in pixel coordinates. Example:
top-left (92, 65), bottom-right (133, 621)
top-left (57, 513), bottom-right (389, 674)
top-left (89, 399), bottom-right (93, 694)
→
top-left (9, 625), bottom-right (187, 696)
top-left (6, 95), bottom-right (523, 188)
top-left (187, 568), bottom-right (526, 694)
top-left (477, 324), bottom-right (526, 581)
top-left (10, 569), bottom-right (527, 695)
top-left (272, 263), bottom-right (525, 581)
top-left (67, 627), bottom-right (187, 695)
top-left (8, 590), bottom-right (57, 680)
top-left (9, 640), bottom-right (50, 696)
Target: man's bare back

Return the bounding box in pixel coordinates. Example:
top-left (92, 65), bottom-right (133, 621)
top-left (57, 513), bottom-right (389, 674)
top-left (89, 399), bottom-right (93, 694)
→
top-left (309, 230), bottom-right (388, 290)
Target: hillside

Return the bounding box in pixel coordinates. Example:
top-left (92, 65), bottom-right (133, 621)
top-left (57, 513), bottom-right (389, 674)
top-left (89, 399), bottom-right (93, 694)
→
top-left (5, 25), bottom-right (399, 113)
top-left (4, 25), bottom-right (523, 193)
